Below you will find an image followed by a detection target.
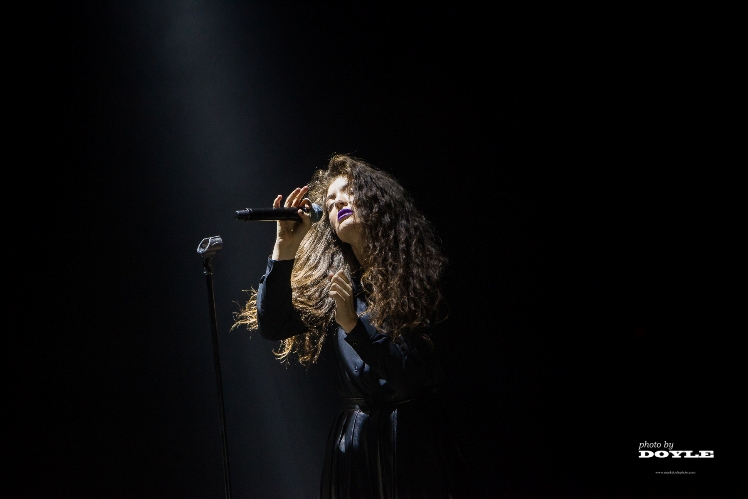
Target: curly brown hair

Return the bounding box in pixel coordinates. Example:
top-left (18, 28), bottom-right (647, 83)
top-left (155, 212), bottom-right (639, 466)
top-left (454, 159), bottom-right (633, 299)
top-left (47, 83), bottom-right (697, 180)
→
top-left (232, 154), bottom-right (448, 365)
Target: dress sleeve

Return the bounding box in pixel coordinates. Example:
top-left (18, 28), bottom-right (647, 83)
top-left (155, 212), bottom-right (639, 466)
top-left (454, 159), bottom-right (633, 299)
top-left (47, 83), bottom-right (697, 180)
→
top-left (256, 258), bottom-right (308, 341)
top-left (343, 317), bottom-right (444, 395)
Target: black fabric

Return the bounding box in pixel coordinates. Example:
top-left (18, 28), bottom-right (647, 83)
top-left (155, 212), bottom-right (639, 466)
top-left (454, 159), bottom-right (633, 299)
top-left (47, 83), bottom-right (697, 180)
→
top-left (256, 258), bottom-right (469, 498)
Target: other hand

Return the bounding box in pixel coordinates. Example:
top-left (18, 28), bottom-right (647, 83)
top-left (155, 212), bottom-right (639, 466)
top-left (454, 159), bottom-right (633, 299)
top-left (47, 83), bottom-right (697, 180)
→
top-left (328, 270), bottom-right (358, 332)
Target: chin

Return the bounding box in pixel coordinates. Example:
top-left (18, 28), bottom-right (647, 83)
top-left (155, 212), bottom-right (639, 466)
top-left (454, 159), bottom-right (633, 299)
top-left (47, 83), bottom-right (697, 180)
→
top-left (335, 223), bottom-right (359, 246)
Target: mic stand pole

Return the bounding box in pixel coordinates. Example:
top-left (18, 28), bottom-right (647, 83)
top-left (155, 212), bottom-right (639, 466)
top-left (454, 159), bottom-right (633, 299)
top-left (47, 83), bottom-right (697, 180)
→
top-left (197, 236), bottom-right (232, 499)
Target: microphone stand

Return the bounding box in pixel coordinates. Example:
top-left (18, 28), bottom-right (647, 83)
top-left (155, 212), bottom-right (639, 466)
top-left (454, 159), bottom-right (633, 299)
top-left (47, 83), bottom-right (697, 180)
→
top-left (197, 236), bottom-right (232, 499)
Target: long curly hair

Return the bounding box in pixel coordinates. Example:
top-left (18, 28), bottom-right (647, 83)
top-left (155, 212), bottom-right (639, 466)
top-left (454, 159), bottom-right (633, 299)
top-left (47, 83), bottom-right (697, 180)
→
top-left (232, 154), bottom-right (448, 365)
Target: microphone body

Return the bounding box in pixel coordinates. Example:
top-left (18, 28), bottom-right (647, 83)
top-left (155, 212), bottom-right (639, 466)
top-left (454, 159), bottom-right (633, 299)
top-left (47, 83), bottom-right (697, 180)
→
top-left (236, 203), bottom-right (324, 223)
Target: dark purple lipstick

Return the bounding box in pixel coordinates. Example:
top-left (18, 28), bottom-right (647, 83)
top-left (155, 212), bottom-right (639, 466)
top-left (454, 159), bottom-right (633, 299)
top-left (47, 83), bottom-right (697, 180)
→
top-left (337, 208), bottom-right (353, 221)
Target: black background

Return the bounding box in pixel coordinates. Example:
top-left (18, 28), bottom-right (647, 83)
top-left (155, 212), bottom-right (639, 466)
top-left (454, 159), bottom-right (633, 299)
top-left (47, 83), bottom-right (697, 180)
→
top-left (10, 2), bottom-right (740, 498)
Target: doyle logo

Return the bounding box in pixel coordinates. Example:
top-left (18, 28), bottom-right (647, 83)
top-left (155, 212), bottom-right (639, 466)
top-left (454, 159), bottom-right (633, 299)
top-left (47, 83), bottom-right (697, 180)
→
top-left (638, 441), bottom-right (714, 458)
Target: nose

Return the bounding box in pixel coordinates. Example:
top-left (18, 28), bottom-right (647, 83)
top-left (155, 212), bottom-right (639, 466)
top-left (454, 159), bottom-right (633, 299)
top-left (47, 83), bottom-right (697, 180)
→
top-left (334, 197), bottom-right (348, 210)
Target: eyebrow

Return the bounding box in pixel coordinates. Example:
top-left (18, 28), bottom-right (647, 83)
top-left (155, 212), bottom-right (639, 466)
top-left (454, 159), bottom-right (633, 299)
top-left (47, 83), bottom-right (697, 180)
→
top-left (326, 182), bottom-right (349, 201)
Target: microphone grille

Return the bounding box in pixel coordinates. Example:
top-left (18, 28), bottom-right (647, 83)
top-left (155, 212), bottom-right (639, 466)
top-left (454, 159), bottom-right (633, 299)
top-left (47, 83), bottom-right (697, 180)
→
top-left (309, 203), bottom-right (324, 223)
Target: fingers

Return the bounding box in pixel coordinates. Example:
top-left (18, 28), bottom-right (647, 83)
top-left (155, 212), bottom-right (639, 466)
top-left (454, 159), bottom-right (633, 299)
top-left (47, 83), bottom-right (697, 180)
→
top-left (328, 270), bottom-right (351, 288)
top-left (278, 187), bottom-right (312, 224)
top-left (328, 270), bottom-right (352, 296)
top-left (283, 186), bottom-right (310, 209)
top-left (328, 270), bottom-right (358, 332)
top-left (329, 282), bottom-right (351, 302)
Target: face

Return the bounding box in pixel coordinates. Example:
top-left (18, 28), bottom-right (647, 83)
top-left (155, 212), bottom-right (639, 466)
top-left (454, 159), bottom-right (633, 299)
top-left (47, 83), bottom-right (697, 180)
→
top-left (326, 175), bottom-right (360, 246)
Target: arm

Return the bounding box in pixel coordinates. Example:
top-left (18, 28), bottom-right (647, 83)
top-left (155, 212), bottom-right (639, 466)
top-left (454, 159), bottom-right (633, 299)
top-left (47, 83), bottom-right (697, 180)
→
top-left (257, 186), bottom-right (314, 341)
top-left (344, 318), bottom-right (444, 395)
top-left (329, 270), bottom-right (443, 394)
top-left (256, 258), bottom-right (307, 341)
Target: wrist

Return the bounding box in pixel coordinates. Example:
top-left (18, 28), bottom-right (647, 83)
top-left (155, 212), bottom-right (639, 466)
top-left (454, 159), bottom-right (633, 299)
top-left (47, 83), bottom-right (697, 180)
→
top-left (340, 317), bottom-right (359, 333)
top-left (272, 240), bottom-right (299, 260)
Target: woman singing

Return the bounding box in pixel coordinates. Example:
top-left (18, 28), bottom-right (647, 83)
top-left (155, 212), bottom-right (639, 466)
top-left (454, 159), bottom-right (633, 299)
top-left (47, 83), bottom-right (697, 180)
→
top-left (233, 154), bottom-right (467, 498)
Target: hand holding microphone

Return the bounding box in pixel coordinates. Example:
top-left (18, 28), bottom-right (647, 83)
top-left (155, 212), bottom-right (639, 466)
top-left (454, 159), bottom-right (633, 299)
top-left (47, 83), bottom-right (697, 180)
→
top-left (235, 186), bottom-right (324, 260)
top-left (255, 186), bottom-right (318, 261)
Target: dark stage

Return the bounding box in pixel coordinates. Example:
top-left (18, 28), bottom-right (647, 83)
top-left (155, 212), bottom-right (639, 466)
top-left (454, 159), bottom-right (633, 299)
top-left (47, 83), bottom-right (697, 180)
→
top-left (10, 3), bottom-right (738, 498)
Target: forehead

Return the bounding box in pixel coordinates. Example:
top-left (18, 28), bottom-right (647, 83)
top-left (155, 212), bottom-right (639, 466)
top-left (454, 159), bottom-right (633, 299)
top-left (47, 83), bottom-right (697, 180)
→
top-left (326, 175), bottom-right (349, 195)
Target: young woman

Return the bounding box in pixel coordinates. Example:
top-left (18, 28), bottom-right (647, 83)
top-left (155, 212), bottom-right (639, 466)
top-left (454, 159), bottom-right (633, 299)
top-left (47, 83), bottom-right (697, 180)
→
top-left (234, 154), bottom-right (467, 498)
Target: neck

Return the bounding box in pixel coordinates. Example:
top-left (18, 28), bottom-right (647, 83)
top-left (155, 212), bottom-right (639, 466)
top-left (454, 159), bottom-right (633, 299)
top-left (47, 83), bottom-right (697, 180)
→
top-left (349, 241), bottom-right (367, 271)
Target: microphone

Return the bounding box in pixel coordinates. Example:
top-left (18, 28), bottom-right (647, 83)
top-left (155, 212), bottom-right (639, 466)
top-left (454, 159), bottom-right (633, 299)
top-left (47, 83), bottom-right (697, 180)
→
top-left (235, 203), bottom-right (324, 223)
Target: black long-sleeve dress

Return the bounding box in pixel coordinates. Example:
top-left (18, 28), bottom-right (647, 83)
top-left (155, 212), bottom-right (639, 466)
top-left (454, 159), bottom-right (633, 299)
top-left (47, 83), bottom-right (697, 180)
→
top-left (256, 258), bottom-right (468, 499)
